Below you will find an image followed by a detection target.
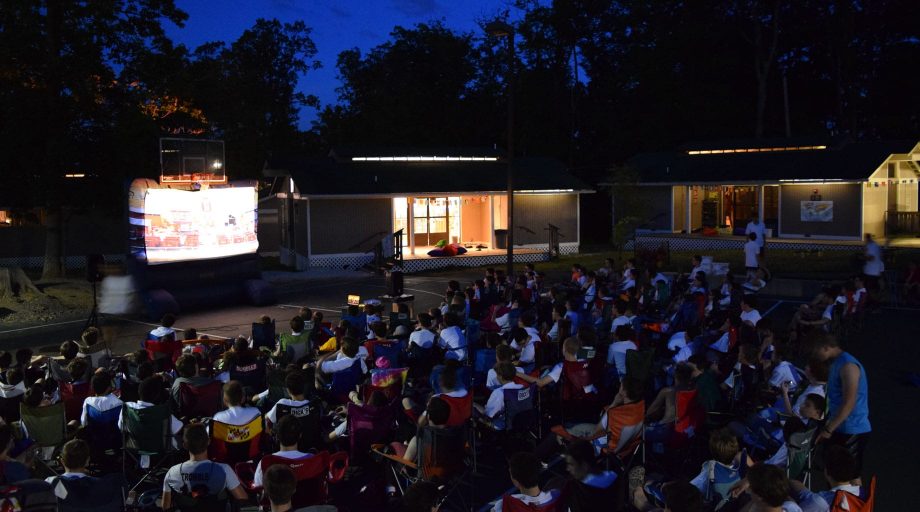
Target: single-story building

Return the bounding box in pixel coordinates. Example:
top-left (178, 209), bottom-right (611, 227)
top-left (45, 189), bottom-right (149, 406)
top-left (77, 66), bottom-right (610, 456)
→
top-left (616, 139), bottom-right (920, 241)
top-left (260, 147), bottom-right (593, 271)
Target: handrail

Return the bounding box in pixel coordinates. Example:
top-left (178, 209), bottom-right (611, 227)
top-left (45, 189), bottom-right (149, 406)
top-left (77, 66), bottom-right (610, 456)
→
top-left (348, 231), bottom-right (387, 251)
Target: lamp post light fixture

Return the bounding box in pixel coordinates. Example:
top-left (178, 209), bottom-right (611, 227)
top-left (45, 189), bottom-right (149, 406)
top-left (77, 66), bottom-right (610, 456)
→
top-left (486, 20), bottom-right (515, 280)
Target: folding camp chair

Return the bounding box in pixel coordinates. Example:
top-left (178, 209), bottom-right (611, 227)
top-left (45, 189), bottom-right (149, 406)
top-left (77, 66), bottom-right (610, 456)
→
top-left (374, 425), bottom-right (473, 509)
top-left (209, 415), bottom-right (265, 466)
top-left (19, 402), bottom-right (66, 475)
top-left (0, 393), bottom-right (23, 424)
top-left (48, 473), bottom-right (126, 512)
top-left (365, 339), bottom-right (402, 369)
top-left (364, 368), bottom-right (408, 403)
top-left (144, 338), bottom-right (182, 371)
top-left (786, 425), bottom-right (818, 489)
top-left (328, 360), bottom-right (365, 405)
top-left (59, 381), bottom-right (90, 424)
top-left (235, 451), bottom-right (348, 508)
top-left (560, 360), bottom-right (602, 425)
top-left (602, 401), bottom-right (646, 469)
top-left (501, 385), bottom-right (539, 441)
top-left (830, 476), bottom-right (876, 512)
top-left (177, 380), bottom-right (223, 420)
top-left (625, 348), bottom-right (655, 389)
top-left (272, 400), bottom-right (324, 453)
top-left (440, 393), bottom-right (474, 427)
top-left (472, 348), bottom-right (496, 389)
top-left (228, 356), bottom-right (268, 396)
top-left (672, 389), bottom-right (704, 449)
top-left (122, 403), bottom-right (179, 493)
top-left (0, 478), bottom-right (57, 512)
top-left (429, 364), bottom-right (472, 395)
top-left (500, 490), bottom-right (565, 511)
top-left (346, 401), bottom-right (397, 465)
top-left (279, 332), bottom-right (310, 364)
top-left (251, 320), bottom-right (276, 351)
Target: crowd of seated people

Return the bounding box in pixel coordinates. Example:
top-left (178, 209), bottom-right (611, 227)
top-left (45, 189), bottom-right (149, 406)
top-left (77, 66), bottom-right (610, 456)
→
top-left (0, 259), bottom-right (877, 512)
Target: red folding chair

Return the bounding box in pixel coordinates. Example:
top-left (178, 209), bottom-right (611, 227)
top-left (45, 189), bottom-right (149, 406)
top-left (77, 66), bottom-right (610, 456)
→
top-left (500, 490), bottom-right (564, 511)
top-left (59, 381), bottom-right (90, 423)
top-left (236, 451), bottom-right (349, 508)
top-left (439, 393), bottom-right (473, 427)
top-left (671, 389), bottom-right (704, 450)
top-left (144, 338), bottom-right (182, 371)
top-left (178, 380), bottom-right (223, 419)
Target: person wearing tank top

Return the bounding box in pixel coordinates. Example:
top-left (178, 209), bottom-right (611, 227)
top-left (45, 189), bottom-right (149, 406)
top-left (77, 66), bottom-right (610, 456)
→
top-left (813, 336), bottom-right (870, 471)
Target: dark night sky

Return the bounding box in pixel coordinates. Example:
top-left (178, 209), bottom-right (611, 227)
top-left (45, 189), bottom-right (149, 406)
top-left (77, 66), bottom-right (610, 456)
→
top-left (165, 0), bottom-right (514, 128)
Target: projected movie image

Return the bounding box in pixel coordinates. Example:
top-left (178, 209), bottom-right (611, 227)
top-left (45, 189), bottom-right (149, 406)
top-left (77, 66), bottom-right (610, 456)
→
top-left (142, 187), bottom-right (258, 264)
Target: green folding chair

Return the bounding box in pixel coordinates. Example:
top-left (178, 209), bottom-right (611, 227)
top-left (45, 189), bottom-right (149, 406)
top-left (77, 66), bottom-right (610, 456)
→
top-left (19, 402), bottom-right (66, 475)
top-left (122, 403), bottom-right (178, 493)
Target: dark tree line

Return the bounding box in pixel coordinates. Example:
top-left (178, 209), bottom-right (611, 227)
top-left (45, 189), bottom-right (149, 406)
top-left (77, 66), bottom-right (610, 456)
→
top-left (1, 0), bottom-right (917, 275)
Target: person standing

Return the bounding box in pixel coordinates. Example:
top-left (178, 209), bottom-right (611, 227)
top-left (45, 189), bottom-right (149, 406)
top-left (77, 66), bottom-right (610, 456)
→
top-left (745, 214), bottom-right (767, 259)
top-left (743, 232), bottom-right (760, 282)
top-left (812, 336), bottom-right (871, 473)
top-left (862, 233), bottom-right (884, 304)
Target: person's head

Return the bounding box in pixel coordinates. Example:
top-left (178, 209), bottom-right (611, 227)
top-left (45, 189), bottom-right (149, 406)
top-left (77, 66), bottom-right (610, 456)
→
top-left (495, 361), bottom-right (517, 385)
top-left (67, 358), bottom-right (89, 382)
top-left (136, 361), bottom-right (155, 381)
top-left (183, 422), bottom-right (209, 455)
top-left (59, 340), bottom-right (79, 360)
top-left (426, 396), bottom-right (450, 426)
top-left (746, 463), bottom-right (790, 508)
top-left (495, 343), bottom-right (513, 364)
top-left (824, 444), bottom-right (860, 486)
top-left (233, 336), bottom-right (250, 354)
top-left (285, 370), bottom-right (306, 398)
top-left (14, 348), bottom-right (32, 367)
top-left (562, 337), bottom-right (582, 361)
top-left (160, 314), bottom-right (176, 328)
top-left (223, 380), bottom-right (244, 407)
top-left (5, 367), bottom-right (22, 387)
top-left (741, 295), bottom-right (756, 311)
top-left (799, 393), bottom-right (826, 421)
top-left (403, 481), bottom-right (440, 512)
top-left (370, 321), bottom-right (387, 339)
top-left (23, 384), bottom-right (45, 408)
top-left (290, 315), bottom-right (305, 334)
top-left (708, 428), bottom-right (740, 465)
top-left (276, 414), bottom-right (302, 449)
top-left (61, 439), bottom-right (91, 472)
top-left (175, 354), bottom-right (198, 378)
top-left (809, 335), bottom-right (842, 362)
top-left (312, 311), bottom-right (324, 324)
top-left (620, 376), bottom-right (643, 402)
top-left (564, 439), bottom-right (597, 480)
top-left (91, 371), bottom-right (113, 396)
top-left (692, 255), bottom-right (702, 267)
top-left (0, 424), bottom-right (13, 456)
top-left (512, 327), bottom-right (529, 346)
top-left (508, 451), bottom-right (541, 492)
top-left (663, 480), bottom-right (703, 512)
top-left (864, 233), bottom-right (873, 242)
top-left (438, 362), bottom-right (459, 392)
top-left (674, 362), bottom-right (694, 387)
top-left (263, 463), bottom-right (297, 508)
top-left (340, 337), bottom-right (359, 358)
top-left (443, 311), bottom-right (460, 328)
top-left (418, 313), bottom-right (433, 329)
top-left (138, 376), bottom-right (164, 404)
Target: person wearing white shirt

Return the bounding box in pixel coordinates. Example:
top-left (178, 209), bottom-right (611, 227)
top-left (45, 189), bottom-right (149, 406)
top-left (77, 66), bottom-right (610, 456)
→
top-left (606, 327), bottom-right (637, 378)
top-left (438, 313), bottom-right (467, 362)
top-left (211, 381), bottom-right (261, 431)
top-left (516, 338), bottom-right (597, 395)
top-left (745, 214), bottom-right (767, 255)
top-left (162, 424), bottom-right (248, 510)
top-left (667, 331), bottom-right (688, 352)
top-left (119, 377), bottom-right (183, 447)
top-left (44, 439), bottom-right (92, 487)
top-left (740, 296), bottom-right (762, 327)
top-left (487, 345), bottom-right (523, 391)
top-left (476, 363), bottom-right (524, 431)
top-left (316, 338), bottom-right (368, 389)
top-left (80, 373), bottom-right (123, 427)
top-left (489, 452), bottom-right (559, 512)
top-left (408, 321), bottom-right (436, 349)
top-left (744, 232), bottom-right (761, 280)
top-left (252, 415), bottom-right (313, 488)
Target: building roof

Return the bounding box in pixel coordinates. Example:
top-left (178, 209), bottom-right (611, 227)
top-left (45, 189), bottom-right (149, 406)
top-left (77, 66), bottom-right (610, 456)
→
top-left (265, 149), bottom-right (592, 196)
top-left (627, 139), bottom-right (916, 185)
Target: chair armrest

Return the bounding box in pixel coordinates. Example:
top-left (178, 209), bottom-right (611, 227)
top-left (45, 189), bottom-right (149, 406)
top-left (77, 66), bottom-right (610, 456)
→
top-left (234, 462), bottom-right (257, 491)
top-left (327, 451), bottom-right (349, 483)
top-left (370, 444), bottom-right (418, 470)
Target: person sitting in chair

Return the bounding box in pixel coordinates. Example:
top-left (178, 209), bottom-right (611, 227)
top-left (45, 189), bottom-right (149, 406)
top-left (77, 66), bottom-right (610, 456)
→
top-left (315, 336), bottom-right (368, 389)
top-left (515, 337), bottom-right (597, 395)
top-left (475, 362), bottom-right (524, 431)
top-left (253, 415), bottom-right (313, 488)
top-left (162, 423), bottom-right (248, 511)
top-left (119, 376), bottom-right (183, 447)
top-left (210, 380), bottom-right (260, 431)
top-left (44, 439), bottom-right (91, 484)
top-left (0, 424), bottom-right (29, 483)
top-left (490, 451), bottom-right (559, 511)
top-left (80, 371), bottom-right (123, 427)
top-left (394, 396), bottom-right (450, 463)
top-left (170, 354), bottom-right (217, 411)
top-left (562, 439), bottom-right (620, 511)
top-left (265, 371), bottom-right (313, 432)
top-left (262, 463), bottom-right (334, 512)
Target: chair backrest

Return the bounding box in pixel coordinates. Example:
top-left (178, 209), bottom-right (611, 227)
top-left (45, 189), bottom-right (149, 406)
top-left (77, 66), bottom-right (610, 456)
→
top-left (59, 381), bottom-right (90, 423)
top-left (251, 321), bottom-right (276, 351)
top-left (229, 357), bottom-right (268, 395)
top-left (416, 426), bottom-right (467, 482)
top-left (346, 402), bottom-right (396, 463)
top-left (561, 361), bottom-right (593, 401)
top-left (625, 349), bottom-right (654, 388)
top-left (830, 476), bottom-right (875, 512)
top-left (19, 402), bottom-right (66, 448)
top-left (0, 478), bottom-right (57, 512)
top-left (501, 490), bottom-right (563, 512)
top-left (85, 405), bottom-right (123, 451)
top-left (209, 415), bottom-right (264, 465)
top-left (144, 339), bottom-right (182, 370)
top-left (50, 473), bottom-right (126, 512)
top-left (329, 360), bottom-right (364, 404)
top-left (785, 426), bottom-right (817, 481)
top-left (178, 380), bottom-right (224, 419)
top-left (440, 393), bottom-right (473, 427)
top-left (0, 394), bottom-right (23, 424)
top-left (606, 401), bottom-right (645, 456)
top-left (280, 333), bottom-right (309, 363)
top-left (366, 340), bottom-right (401, 369)
top-left (503, 385), bottom-right (536, 433)
top-left (259, 452), bottom-right (329, 507)
top-left (430, 365), bottom-right (472, 395)
top-left (124, 403), bottom-right (171, 454)
top-left (675, 389), bottom-right (703, 435)
top-left (275, 401), bottom-right (323, 453)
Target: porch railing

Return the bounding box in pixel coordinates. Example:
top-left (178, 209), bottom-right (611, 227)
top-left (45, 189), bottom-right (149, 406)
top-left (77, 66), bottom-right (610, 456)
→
top-left (885, 211), bottom-right (920, 236)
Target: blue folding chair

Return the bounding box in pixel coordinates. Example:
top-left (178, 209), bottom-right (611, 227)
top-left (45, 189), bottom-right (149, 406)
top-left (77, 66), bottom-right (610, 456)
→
top-left (501, 384), bottom-right (537, 435)
top-left (329, 360), bottom-right (365, 404)
top-left (251, 321), bottom-right (276, 351)
top-left (85, 405), bottom-right (123, 454)
top-left (367, 340), bottom-right (402, 369)
top-left (472, 348), bottom-right (496, 387)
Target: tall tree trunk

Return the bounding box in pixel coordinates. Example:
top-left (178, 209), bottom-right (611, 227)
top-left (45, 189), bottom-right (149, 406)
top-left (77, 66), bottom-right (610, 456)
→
top-left (41, 207), bottom-right (65, 280)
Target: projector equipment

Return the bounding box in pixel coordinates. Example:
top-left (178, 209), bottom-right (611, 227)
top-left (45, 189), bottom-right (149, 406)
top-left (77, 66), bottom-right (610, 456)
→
top-left (386, 269), bottom-right (404, 297)
top-left (86, 254), bottom-right (105, 283)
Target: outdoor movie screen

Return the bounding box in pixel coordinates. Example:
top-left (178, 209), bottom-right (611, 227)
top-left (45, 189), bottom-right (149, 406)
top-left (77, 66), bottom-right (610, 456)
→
top-left (138, 187), bottom-right (258, 264)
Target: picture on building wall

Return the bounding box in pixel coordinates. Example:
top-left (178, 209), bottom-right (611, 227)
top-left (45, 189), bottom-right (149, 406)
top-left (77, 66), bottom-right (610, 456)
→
top-left (800, 200), bottom-right (834, 222)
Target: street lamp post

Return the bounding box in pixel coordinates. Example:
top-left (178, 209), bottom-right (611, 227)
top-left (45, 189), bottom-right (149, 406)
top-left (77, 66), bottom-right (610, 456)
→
top-left (486, 20), bottom-right (515, 280)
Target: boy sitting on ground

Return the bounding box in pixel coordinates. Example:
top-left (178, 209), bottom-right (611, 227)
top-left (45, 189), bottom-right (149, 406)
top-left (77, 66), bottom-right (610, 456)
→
top-left (490, 451), bottom-right (559, 511)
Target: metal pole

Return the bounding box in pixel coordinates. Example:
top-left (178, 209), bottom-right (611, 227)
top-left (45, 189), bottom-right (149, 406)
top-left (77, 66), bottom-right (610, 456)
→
top-left (506, 31), bottom-right (515, 280)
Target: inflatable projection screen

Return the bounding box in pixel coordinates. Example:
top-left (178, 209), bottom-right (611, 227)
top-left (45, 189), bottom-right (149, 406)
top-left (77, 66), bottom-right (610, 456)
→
top-left (128, 178), bottom-right (274, 319)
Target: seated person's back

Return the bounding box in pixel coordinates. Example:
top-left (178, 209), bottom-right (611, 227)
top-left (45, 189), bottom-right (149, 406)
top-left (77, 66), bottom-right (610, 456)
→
top-left (689, 428), bottom-right (742, 502)
top-left (170, 354), bottom-right (216, 408)
top-left (253, 415), bottom-right (312, 487)
top-left (162, 423), bottom-right (247, 511)
top-left (491, 451), bottom-right (559, 511)
top-left (81, 371), bottom-right (123, 426)
top-left (212, 380), bottom-right (261, 427)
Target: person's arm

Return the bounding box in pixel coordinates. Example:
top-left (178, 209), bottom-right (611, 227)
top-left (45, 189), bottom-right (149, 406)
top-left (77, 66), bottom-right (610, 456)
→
top-left (516, 370), bottom-right (554, 388)
top-left (780, 382), bottom-right (795, 415)
top-left (229, 485), bottom-right (248, 501)
top-left (818, 362), bottom-right (860, 441)
top-left (161, 490), bottom-right (172, 511)
top-left (645, 389), bottom-right (667, 420)
top-left (316, 349), bottom-right (340, 375)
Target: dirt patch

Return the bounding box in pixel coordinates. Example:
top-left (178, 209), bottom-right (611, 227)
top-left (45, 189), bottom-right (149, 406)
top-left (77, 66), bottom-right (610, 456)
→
top-left (0, 279), bottom-right (92, 326)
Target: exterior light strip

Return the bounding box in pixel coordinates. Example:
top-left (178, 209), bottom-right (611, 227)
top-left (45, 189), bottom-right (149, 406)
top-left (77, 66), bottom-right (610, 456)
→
top-left (778, 178), bottom-right (843, 183)
top-left (352, 156), bottom-right (499, 162)
top-left (64, 173), bottom-right (86, 178)
top-left (687, 145), bottom-right (827, 155)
